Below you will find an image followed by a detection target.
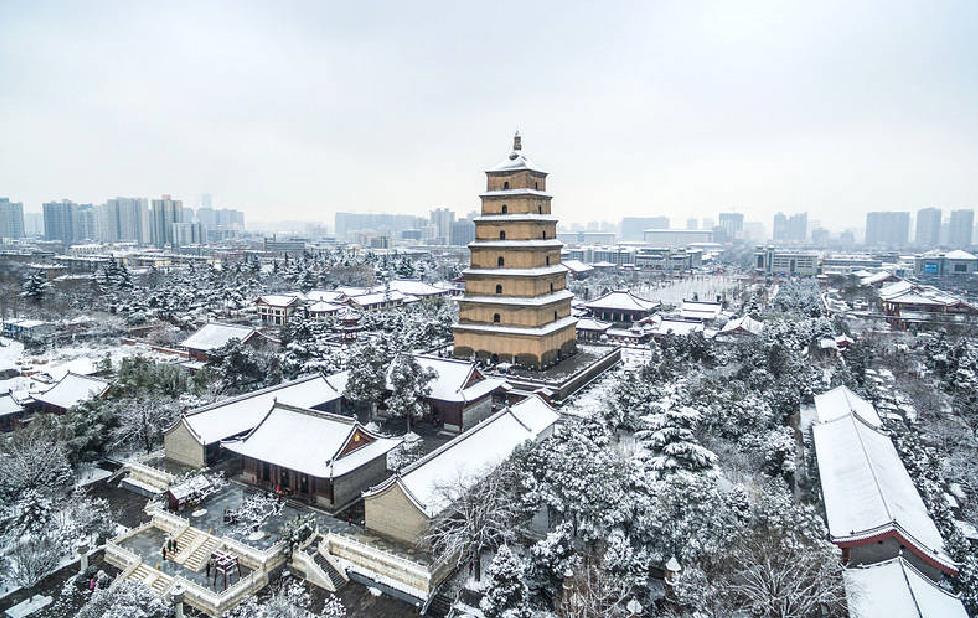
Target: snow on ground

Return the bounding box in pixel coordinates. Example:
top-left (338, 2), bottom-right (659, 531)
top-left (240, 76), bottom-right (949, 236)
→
top-left (634, 274), bottom-right (741, 305)
top-left (0, 338), bottom-right (25, 373)
top-left (17, 342), bottom-right (183, 379)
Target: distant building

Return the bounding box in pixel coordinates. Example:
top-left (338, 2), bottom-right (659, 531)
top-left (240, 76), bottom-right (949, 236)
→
top-left (334, 212), bottom-right (420, 240)
top-left (99, 197), bottom-right (150, 244)
top-left (620, 217), bottom-right (669, 241)
top-left (755, 246), bottom-right (819, 276)
top-left (43, 200), bottom-right (77, 245)
top-left (430, 207), bottom-right (455, 245)
top-left (0, 198), bottom-right (25, 239)
top-left (686, 218), bottom-right (698, 230)
top-left (643, 228), bottom-right (713, 247)
top-left (150, 194), bottom-right (184, 248)
top-left (449, 219), bottom-right (475, 246)
top-left (772, 212), bottom-right (807, 242)
top-left (914, 207), bottom-right (941, 248)
top-left (717, 213), bottom-right (744, 242)
top-left (865, 212), bottom-right (910, 248)
top-left (23, 212), bottom-right (44, 236)
top-left (573, 231), bottom-right (617, 245)
top-left (948, 209), bottom-right (974, 248)
top-left (172, 222), bottom-right (204, 247)
top-left (914, 250), bottom-right (978, 278)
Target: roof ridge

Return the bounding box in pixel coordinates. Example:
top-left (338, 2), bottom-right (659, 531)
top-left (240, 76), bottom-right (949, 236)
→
top-left (398, 407), bottom-right (515, 477)
top-left (898, 556), bottom-right (926, 618)
top-left (184, 374), bottom-right (323, 416)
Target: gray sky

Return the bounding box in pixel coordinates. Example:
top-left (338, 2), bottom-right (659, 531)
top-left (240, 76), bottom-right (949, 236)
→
top-left (1, 1), bottom-right (977, 231)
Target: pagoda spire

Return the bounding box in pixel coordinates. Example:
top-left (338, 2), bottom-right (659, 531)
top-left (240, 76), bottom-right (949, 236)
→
top-left (511, 131), bottom-right (522, 159)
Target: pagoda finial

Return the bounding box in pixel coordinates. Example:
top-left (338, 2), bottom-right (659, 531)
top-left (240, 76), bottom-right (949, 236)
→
top-left (513, 130), bottom-right (522, 152)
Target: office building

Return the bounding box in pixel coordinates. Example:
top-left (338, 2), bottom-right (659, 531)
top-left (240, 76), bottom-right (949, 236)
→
top-left (755, 246), bottom-right (819, 276)
top-left (914, 207), bottom-right (941, 248)
top-left (717, 212), bottom-right (745, 242)
top-left (0, 198), bottom-right (25, 239)
top-left (773, 212), bottom-right (808, 242)
top-left (43, 200), bottom-right (77, 245)
top-left (865, 212), bottom-right (910, 248)
top-left (948, 209), bottom-right (974, 248)
top-left (150, 194), bottom-right (184, 248)
top-left (620, 217), bottom-right (669, 241)
top-left (430, 207), bottom-right (455, 245)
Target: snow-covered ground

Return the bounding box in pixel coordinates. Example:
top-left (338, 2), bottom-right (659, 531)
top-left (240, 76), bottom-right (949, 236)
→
top-left (635, 274), bottom-right (741, 305)
top-left (15, 341), bottom-right (184, 380)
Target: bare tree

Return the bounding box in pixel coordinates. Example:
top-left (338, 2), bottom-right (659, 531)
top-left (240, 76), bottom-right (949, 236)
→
top-left (7, 534), bottom-right (65, 589)
top-left (555, 556), bottom-right (633, 618)
top-left (422, 465), bottom-right (520, 581)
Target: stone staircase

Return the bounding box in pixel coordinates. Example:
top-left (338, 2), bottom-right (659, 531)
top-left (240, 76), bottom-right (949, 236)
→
top-left (126, 563), bottom-right (173, 595)
top-left (173, 527), bottom-right (221, 571)
top-left (310, 548), bottom-right (347, 590)
top-left (424, 593), bottom-right (454, 617)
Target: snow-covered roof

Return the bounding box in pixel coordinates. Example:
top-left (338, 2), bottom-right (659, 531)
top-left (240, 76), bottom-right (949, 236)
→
top-left (180, 322), bottom-right (256, 351)
top-left (650, 318), bottom-right (705, 336)
top-left (325, 370), bottom-right (349, 395)
top-left (485, 135), bottom-right (547, 174)
top-left (719, 316), bottom-right (764, 336)
top-left (814, 386), bottom-right (882, 427)
top-left (307, 301), bottom-right (344, 313)
top-left (179, 374), bottom-right (342, 445)
top-left (349, 291), bottom-right (419, 307)
top-left (453, 316), bottom-right (578, 337)
top-left (561, 259), bottom-right (593, 273)
top-left (388, 355), bottom-right (505, 403)
top-left (585, 290), bottom-right (658, 312)
top-left (459, 290), bottom-right (573, 307)
top-left (576, 317), bottom-right (612, 331)
top-left (813, 412), bottom-right (953, 571)
top-left (879, 281), bottom-right (915, 300)
top-left (677, 301), bottom-right (723, 321)
top-left (257, 294), bottom-right (302, 307)
top-left (944, 249), bottom-right (977, 261)
top-left (223, 403), bottom-right (399, 478)
top-left (365, 396), bottom-right (557, 517)
top-left (0, 393), bottom-right (25, 417)
top-left (469, 239), bottom-right (563, 249)
top-left (463, 265), bottom-right (568, 277)
top-left (33, 373), bottom-right (109, 410)
top-left (305, 290), bottom-right (348, 303)
top-left (386, 280), bottom-right (452, 297)
top-left (844, 557), bottom-right (968, 618)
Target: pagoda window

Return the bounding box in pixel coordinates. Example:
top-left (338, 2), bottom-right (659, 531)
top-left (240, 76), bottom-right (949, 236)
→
top-left (503, 181), bottom-right (510, 190)
top-left (545, 256), bottom-right (550, 265)
top-left (541, 230), bottom-right (547, 239)
top-left (497, 256), bottom-right (505, 267)
top-left (495, 284), bottom-right (503, 294)
top-left (501, 205), bottom-right (508, 214)
top-left (550, 282), bottom-right (554, 292)
top-left (555, 311), bottom-right (558, 320)
top-left (493, 313), bottom-right (501, 323)
top-left (538, 205), bottom-right (543, 214)
top-left (499, 230), bottom-right (506, 240)
top-left (535, 181), bottom-right (539, 190)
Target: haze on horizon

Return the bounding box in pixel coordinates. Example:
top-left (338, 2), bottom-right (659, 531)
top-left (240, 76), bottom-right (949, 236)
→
top-left (1, 0), bottom-right (976, 232)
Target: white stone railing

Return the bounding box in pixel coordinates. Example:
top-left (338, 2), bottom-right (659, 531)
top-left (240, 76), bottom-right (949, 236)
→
top-left (152, 510), bottom-right (191, 537)
top-left (173, 569), bottom-right (266, 616)
top-left (324, 533), bottom-right (431, 595)
top-left (104, 540), bottom-right (141, 570)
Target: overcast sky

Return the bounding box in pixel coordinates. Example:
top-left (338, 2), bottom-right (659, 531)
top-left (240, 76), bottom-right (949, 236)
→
top-left (1, 1), bottom-right (976, 231)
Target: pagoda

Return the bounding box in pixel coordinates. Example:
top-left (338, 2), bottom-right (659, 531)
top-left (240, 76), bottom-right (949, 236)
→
top-left (453, 133), bottom-right (577, 369)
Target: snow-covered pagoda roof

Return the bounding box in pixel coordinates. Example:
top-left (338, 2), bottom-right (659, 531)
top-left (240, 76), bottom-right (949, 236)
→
top-left (387, 355), bottom-right (506, 403)
top-left (33, 372), bottom-right (109, 411)
top-left (812, 406), bottom-right (954, 573)
top-left (485, 132), bottom-right (547, 175)
top-left (844, 557), bottom-right (967, 618)
top-left (223, 403), bottom-right (399, 478)
top-left (180, 322), bottom-right (257, 352)
top-left (584, 289), bottom-right (659, 312)
top-left (364, 396), bottom-right (558, 518)
top-left (178, 374), bottom-right (342, 446)
top-left (814, 385), bottom-right (881, 427)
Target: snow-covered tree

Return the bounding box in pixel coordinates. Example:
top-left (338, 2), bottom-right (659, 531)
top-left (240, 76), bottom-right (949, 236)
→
top-left (21, 273), bottom-right (51, 304)
top-left (0, 424), bottom-right (73, 501)
top-left (480, 545), bottom-right (532, 618)
top-left (75, 578), bottom-right (170, 618)
top-left (386, 353), bottom-right (435, 432)
top-left (111, 397), bottom-right (180, 453)
top-left (634, 407), bottom-right (717, 477)
top-left (526, 522), bottom-right (576, 604)
top-left (343, 339), bottom-right (390, 415)
top-left (6, 533), bottom-right (66, 589)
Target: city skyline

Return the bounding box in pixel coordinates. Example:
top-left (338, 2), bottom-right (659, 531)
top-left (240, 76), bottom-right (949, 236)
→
top-left (2, 1), bottom-right (977, 230)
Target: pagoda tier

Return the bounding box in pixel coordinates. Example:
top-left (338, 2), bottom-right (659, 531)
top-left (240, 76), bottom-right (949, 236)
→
top-left (453, 133), bottom-right (577, 369)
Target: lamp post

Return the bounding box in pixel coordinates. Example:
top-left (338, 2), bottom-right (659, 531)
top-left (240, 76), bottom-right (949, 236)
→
top-left (664, 555), bottom-right (682, 600)
top-left (76, 542), bottom-right (89, 575)
top-left (171, 585), bottom-right (185, 618)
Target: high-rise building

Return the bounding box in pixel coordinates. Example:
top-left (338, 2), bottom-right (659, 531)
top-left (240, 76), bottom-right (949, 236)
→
top-left (450, 218), bottom-right (475, 246)
top-left (150, 194), bottom-right (184, 248)
top-left (865, 212), bottom-right (910, 248)
top-left (620, 217), bottom-right (669, 241)
top-left (100, 197), bottom-right (150, 244)
top-left (172, 222), bottom-right (204, 247)
top-left (914, 207), bottom-right (941, 248)
top-left (453, 133), bottom-right (576, 369)
top-left (43, 200), bottom-right (77, 245)
top-left (717, 213), bottom-right (745, 242)
top-left (334, 213), bottom-right (420, 240)
top-left (73, 204), bottom-right (97, 242)
top-left (773, 212), bottom-right (807, 242)
top-left (23, 212), bottom-right (44, 236)
top-left (0, 198), bottom-right (25, 239)
top-left (686, 218), bottom-right (698, 230)
top-left (430, 207), bottom-right (455, 245)
top-left (948, 209), bottom-right (975, 248)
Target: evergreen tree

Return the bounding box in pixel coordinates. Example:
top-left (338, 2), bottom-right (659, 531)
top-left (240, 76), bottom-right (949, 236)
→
top-left (343, 339), bottom-right (390, 416)
top-left (634, 407), bottom-right (717, 477)
top-left (386, 353), bottom-right (435, 433)
top-left (480, 546), bottom-right (533, 618)
top-left (20, 273), bottom-right (51, 304)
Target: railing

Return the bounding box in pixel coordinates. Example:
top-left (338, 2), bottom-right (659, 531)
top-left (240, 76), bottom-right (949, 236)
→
top-left (325, 533), bottom-right (430, 578)
top-left (219, 535), bottom-right (287, 570)
top-left (152, 510), bottom-right (191, 536)
top-left (173, 570), bottom-right (266, 616)
top-left (104, 541), bottom-right (141, 570)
